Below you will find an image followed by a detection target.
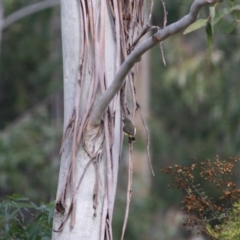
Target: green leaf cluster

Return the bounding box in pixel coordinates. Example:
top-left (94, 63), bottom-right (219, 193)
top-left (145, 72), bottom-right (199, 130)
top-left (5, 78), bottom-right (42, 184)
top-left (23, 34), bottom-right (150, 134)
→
top-left (206, 200), bottom-right (240, 240)
top-left (183, 2), bottom-right (240, 60)
top-left (0, 0), bottom-right (62, 202)
top-left (1, 0), bottom-right (62, 129)
top-left (184, 3), bottom-right (240, 35)
top-left (0, 107), bottom-right (61, 201)
top-left (0, 194), bottom-right (54, 240)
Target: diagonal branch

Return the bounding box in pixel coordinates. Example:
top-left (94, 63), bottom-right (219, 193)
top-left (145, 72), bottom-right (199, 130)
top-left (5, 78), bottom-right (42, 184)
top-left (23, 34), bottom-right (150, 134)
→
top-left (1, 0), bottom-right (60, 30)
top-left (88, 0), bottom-right (223, 127)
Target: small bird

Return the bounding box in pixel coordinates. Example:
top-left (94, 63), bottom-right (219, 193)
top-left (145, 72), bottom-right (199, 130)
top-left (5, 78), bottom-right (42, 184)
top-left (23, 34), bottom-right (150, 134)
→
top-left (123, 117), bottom-right (136, 142)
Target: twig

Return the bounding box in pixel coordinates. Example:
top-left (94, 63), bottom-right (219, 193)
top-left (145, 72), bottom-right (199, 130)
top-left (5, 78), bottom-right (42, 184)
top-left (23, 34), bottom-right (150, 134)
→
top-left (139, 106), bottom-right (155, 176)
top-left (121, 141), bottom-right (133, 240)
top-left (159, 0), bottom-right (167, 66)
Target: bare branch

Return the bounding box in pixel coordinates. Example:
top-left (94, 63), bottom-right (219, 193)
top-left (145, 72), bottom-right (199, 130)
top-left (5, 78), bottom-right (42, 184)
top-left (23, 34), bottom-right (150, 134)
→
top-left (1, 0), bottom-right (60, 30)
top-left (89, 0), bottom-right (223, 127)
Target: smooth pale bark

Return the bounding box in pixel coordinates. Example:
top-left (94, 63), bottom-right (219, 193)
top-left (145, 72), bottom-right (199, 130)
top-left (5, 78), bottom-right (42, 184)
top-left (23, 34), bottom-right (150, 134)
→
top-left (52, 0), bottom-right (119, 239)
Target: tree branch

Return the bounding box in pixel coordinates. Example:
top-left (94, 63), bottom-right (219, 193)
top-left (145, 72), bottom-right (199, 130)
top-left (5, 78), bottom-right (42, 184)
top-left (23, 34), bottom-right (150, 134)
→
top-left (1, 0), bottom-right (60, 30)
top-left (88, 0), bottom-right (223, 127)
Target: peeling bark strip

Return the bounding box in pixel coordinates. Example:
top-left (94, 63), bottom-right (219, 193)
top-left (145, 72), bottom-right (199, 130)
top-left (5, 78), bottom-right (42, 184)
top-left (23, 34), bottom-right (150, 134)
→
top-left (53, 0), bottom-right (150, 239)
top-left (53, 0), bottom-right (224, 239)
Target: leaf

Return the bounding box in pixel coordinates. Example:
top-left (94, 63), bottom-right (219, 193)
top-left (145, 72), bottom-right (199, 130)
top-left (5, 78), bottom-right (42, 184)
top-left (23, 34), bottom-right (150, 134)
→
top-left (233, 4), bottom-right (240, 11)
top-left (224, 21), bottom-right (237, 34)
top-left (41, 237), bottom-right (51, 240)
top-left (206, 22), bottom-right (213, 62)
top-left (214, 5), bottom-right (240, 25)
top-left (8, 194), bottom-right (29, 202)
top-left (183, 19), bottom-right (208, 35)
top-left (28, 223), bottom-right (39, 239)
top-left (214, 8), bottom-right (232, 25)
top-left (48, 208), bottom-right (54, 224)
top-left (30, 202), bottom-right (39, 209)
top-left (210, 6), bottom-right (216, 21)
top-left (9, 202), bottom-right (33, 209)
top-left (9, 209), bottom-right (19, 220)
top-left (210, 6), bottom-right (215, 34)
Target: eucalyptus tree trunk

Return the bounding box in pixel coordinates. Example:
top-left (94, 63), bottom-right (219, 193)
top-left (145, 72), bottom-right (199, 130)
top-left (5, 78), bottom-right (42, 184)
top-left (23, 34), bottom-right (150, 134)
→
top-left (52, 0), bottom-right (224, 239)
top-left (52, 0), bottom-right (146, 239)
top-left (52, 1), bottom-right (107, 238)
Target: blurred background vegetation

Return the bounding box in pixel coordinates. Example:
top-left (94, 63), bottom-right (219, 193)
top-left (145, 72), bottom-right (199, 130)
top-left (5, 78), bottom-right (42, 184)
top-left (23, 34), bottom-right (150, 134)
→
top-left (0, 0), bottom-right (240, 239)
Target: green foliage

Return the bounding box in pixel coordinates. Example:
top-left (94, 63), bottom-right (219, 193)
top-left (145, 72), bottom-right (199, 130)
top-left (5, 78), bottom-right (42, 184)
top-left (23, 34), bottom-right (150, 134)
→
top-left (0, 0), bottom-right (62, 129)
top-left (150, 0), bottom-right (240, 209)
top-left (0, 107), bottom-right (61, 201)
top-left (184, 3), bottom-right (240, 35)
top-left (206, 200), bottom-right (240, 240)
top-left (206, 22), bottom-right (214, 61)
top-left (2, 0), bottom-right (30, 14)
top-left (183, 1), bottom-right (240, 57)
top-left (183, 19), bottom-right (208, 35)
top-left (0, 194), bottom-right (54, 240)
top-left (0, 0), bottom-right (62, 202)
